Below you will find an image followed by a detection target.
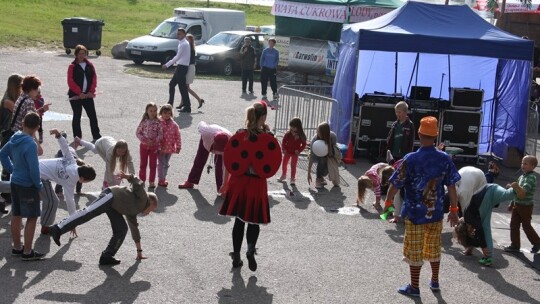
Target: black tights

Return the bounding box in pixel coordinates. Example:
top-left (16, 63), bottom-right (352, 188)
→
top-left (232, 218), bottom-right (260, 253)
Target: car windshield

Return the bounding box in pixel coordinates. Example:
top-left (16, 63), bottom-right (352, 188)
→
top-left (206, 33), bottom-right (243, 47)
top-left (150, 21), bottom-right (187, 38)
top-left (260, 26), bottom-right (275, 35)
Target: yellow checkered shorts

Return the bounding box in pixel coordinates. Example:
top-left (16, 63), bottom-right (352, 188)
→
top-left (403, 219), bottom-right (443, 266)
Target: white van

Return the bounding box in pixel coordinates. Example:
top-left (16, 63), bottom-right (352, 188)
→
top-left (126, 8), bottom-right (246, 65)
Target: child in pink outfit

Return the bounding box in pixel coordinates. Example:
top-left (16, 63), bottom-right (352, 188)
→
top-left (277, 118), bottom-right (307, 185)
top-left (157, 104), bottom-right (181, 187)
top-left (356, 162), bottom-right (395, 209)
top-left (178, 121), bottom-right (231, 192)
top-left (136, 103), bottom-right (162, 188)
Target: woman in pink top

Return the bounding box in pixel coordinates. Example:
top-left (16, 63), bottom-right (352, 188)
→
top-left (157, 104), bottom-right (181, 187)
top-left (178, 121), bottom-right (231, 192)
top-left (136, 103), bottom-right (162, 188)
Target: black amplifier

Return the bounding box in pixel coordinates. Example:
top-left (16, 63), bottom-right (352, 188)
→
top-left (450, 88), bottom-right (483, 110)
top-left (407, 99), bottom-right (450, 111)
top-left (440, 109), bottom-right (482, 157)
top-left (361, 93), bottom-right (404, 105)
top-left (356, 103), bottom-right (395, 142)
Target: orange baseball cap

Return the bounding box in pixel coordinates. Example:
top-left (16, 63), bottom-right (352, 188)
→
top-left (418, 116), bottom-right (439, 137)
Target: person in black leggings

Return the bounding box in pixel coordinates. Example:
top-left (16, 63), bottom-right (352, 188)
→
top-left (219, 101), bottom-right (279, 271)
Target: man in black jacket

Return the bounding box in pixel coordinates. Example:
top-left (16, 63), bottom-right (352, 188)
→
top-left (386, 101), bottom-right (415, 162)
top-left (240, 37), bottom-right (256, 94)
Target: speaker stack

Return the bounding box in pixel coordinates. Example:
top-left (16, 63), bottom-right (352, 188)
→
top-left (353, 94), bottom-right (402, 161)
top-left (353, 88), bottom-right (483, 161)
top-left (439, 88), bottom-right (483, 159)
top-left (409, 102), bottom-right (441, 149)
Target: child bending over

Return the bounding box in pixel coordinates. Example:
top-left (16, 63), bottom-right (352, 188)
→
top-left (357, 162), bottom-right (394, 209)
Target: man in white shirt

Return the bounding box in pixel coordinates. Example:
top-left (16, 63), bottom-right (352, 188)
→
top-left (162, 28), bottom-right (192, 113)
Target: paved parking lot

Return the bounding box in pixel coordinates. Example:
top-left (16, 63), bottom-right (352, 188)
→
top-left (0, 50), bottom-right (539, 303)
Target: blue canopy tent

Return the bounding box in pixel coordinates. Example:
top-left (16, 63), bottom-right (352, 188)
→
top-left (331, 1), bottom-right (534, 158)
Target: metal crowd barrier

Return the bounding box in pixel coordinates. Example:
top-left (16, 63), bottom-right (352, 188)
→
top-left (273, 85), bottom-right (338, 142)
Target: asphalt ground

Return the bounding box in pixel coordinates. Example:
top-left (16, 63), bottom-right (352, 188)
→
top-left (0, 50), bottom-right (539, 303)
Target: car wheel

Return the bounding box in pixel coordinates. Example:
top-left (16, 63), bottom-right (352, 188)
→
top-left (96, 50), bottom-right (102, 56)
top-left (65, 48), bottom-right (71, 55)
top-left (161, 52), bottom-right (176, 65)
top-left (133, 59), bottom-right (144, 65)
top-left (223, 60), bottom-right (234, 76)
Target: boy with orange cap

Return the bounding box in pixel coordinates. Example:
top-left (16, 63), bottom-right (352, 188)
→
top-left (385, 116), bottom-right (461, 297)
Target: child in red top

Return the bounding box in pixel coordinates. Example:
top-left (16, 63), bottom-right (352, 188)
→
top-left (277, 118), bottom-right (307, 185)
top-left (136, 102), bottom-right (162, 188)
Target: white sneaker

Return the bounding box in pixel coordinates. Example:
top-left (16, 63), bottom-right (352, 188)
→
top-left (386, 150), bottom-right (394, 163)
top-left (277, 175), bottom-right (286, 182)
top-left (290, 178), bottom-right (296, 185)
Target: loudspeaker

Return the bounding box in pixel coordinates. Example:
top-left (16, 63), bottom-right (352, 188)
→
top-left (356, 104), bottom-right (395, 142)
top-left (355, 104), bottom-right (394, 162)
top-left (409, 86), bottom-right (432, 101)
top-left (440, 110), bottom-right (482, 157)
top-left (450, 88), bottom-right (483, 110)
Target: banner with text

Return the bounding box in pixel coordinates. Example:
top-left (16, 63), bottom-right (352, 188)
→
top-left (272, 0), bottom-right (395, 23)
top-left (349, 6), bottom-right (395, 23)
top-left (286, 37), bottom-right (340, 76)
top-left (473, 0), bottom-right (540, 13)
top-left (326, 41), bottom-right (340, 76)
top-left (274, 36), bottom-right (290, 67)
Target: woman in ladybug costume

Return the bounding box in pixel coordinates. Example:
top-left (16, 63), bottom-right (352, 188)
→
top-left (219, 101), bottom-right (281, 271)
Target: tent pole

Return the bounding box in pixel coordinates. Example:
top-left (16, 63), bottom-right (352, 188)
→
top-left (489, 61), bottom-right (503, 155)
top-left (447, 55), bottom-right (452, 98)
top-left (438, 73), bottom-right (445, 99)
top-left (406, 53), bottom-right (419, 99)
top-left (349, 48), bottom-right (361, 149)
top-left (414, 53), bottom-right (419, 97)
top-left (394, 52), bottom-right (398, 96)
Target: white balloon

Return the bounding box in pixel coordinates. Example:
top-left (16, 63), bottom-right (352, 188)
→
top-left (312, 140), bottom-right (328, 157)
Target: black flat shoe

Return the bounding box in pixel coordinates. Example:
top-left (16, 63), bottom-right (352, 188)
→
top-left (198, 99), bottom-right (205, 109)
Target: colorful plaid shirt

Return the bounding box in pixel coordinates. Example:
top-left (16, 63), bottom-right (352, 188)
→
top-left (11, 94), bottom-right (36, 132)
top-left (390, 146), bottom-right (461, 224)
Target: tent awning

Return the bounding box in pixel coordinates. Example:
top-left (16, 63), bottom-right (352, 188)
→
top-left (341, 1), bottom-right (534, 60)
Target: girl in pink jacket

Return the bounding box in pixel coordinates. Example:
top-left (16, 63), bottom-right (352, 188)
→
top-left (157, 104), bottom-right (181, 187)
top-left (136, 103), bottom-right (162, 188)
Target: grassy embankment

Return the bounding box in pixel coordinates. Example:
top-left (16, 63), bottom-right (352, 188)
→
top-left (0, 0), bottom-right (273, 51)
top-left (0, 0), bottom-right (273, 79)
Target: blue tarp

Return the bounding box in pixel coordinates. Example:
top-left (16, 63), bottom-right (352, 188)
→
top-left (332, 1), bottom-right (534, 157)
